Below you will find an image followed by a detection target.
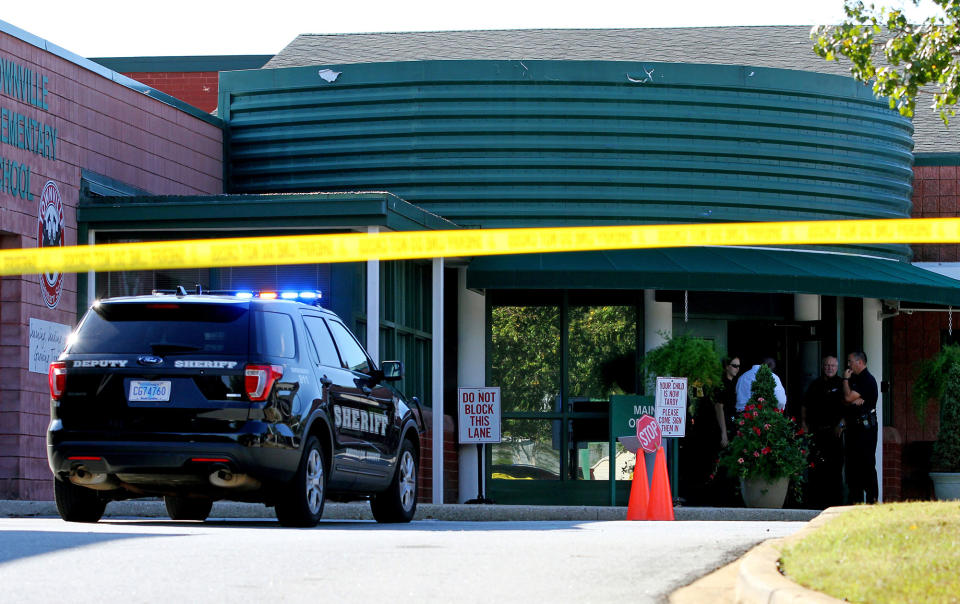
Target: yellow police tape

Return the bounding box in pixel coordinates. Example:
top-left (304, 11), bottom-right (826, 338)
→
top-left (2, 217), bottom-right (960, 277)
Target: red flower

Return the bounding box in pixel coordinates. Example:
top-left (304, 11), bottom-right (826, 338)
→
top-left (764, 423), bottom-right (771, 430)
top-left (745, 404), bottom-right (755, 411)
top-left (809, 462), bottom-right (816, 468)
top-left (796, 428), bottom-right (805, 436)
top-left (752, 426), bottom-right (762, 436)
top-left (738, 458), bottom-right (745, 464)
top-left (739, 420), bottom-right (745, 426)
top-left (753, 451), bottom-right (760, 457)
top-left (761, 446), bottom-right (772, 455)
top-left (756, 397), bottom-right (765, 403)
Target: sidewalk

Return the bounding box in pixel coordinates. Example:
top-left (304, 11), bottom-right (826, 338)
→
top-left (1, 499), bottom-right (820, 522)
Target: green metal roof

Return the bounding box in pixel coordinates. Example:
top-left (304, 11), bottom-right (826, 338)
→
top-left (466, 247), bottom-right (960, 306)
top-left (79, 192), bottom-right (460, 232)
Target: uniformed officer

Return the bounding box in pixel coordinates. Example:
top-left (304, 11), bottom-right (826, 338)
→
top-left (842, 351), bottom-right (879, 504)
top-left (801, 356), bottom-right (844, 508)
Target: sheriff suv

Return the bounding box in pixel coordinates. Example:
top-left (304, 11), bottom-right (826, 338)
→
top-left (47, 288), bottom-right (423, 527)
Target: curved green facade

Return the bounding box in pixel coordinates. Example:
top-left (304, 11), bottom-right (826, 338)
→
top-left (220, 60), bottom-right (914, 259)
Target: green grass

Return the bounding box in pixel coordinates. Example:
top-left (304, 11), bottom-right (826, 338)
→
top-left (780, 502), bottom-right (960, 603)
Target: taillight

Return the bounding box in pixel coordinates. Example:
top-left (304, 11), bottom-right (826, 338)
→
top-left (244, 364), bottom-right (283, 401)
top-left (49, 361), bottom-right (67, 400)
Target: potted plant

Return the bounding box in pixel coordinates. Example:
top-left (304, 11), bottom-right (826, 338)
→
top-left (642, 333), bottom-right (723, 415)
top-left (719, 364), bottom-right (810, 507)
top-left (913, 344), bottom-right (960, 500)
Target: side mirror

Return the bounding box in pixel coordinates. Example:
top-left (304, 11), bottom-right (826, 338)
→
top-left (380, 360), bottom-right (403, 381)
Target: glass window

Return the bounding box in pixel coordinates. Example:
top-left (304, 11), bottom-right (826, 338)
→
top-left (491, 305), bottom-right (560, 413)
top-left (69, 302), bottom-right (248, 354)
top-left (327, 320), bottom-right (371, 374)
top-left (253, 311), bottom-right (296, 359)
top-left (568, 305), bottom-right (637, 399)
top-left (303, 315), bottom-right (342, 368)
top-left (491, 419), bottom-right (561, 481)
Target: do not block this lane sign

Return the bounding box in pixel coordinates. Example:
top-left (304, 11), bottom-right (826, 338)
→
top-left (458, 387), bottom-right (501, 444)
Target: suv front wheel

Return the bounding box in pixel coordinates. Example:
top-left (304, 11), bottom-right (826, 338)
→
top-left (371, 439), bottom-right (418, 523)
top-left (275, 436), bottom-right (326, 527)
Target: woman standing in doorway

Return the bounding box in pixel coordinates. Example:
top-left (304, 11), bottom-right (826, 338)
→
top-left (715, 356), bottom-right (741, 448)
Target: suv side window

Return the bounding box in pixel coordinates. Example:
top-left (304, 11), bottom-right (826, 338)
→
top-left (327, 319), bottom-right (371, 374)
top-left (303, 315), bottom-right (342, 368)
top-left (253, 311), bottom-right (296, 359)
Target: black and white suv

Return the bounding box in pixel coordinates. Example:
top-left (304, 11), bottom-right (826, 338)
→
top-left (47, 288), bottom-right (423, 527)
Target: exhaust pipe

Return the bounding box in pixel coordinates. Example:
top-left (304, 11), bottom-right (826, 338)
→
top-left (69, 466), bottom-right (120, 491)
top-left (208, 468), bottom-right (260, 490)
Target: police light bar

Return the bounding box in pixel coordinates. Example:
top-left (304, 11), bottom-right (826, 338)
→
top-left (231, 290), bottom-right (323, 304)
top-left (148, 287), bottom-right (322, 305)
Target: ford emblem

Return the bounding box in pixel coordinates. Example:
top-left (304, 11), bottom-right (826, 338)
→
top-left (138, 355), bottom-right (164, 366)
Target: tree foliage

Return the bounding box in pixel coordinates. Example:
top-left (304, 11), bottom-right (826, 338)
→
top-left (812, 0), bottom-right (960, 123)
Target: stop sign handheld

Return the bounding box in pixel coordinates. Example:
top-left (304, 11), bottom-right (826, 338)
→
top-left (635, 414), bottom-right (662, 453)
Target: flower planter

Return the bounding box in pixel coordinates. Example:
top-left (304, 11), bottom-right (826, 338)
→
top-left (930, 472), bottom-right (960, 501)
top-left (740, 476), bottom-right (789, 508)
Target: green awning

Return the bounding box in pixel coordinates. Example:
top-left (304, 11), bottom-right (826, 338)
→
top-left (466, 247), bottom-right (960, 306)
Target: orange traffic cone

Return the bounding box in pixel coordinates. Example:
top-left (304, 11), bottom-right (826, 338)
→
top-left (626, 451), bottom-right (649, 520)
top-left (646, 446), bottom-right (675, 521)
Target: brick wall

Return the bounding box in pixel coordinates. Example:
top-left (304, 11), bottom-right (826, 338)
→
top-left (0, 29), bottom-right (223, 500)
top-left (417, 412), bottom-right (459, 503)
top-left (886, 161), bottom-right (960, 501)
top-left (911, 164), bottom-right (959, 261)
top-left (882, 427), bottom-right (903, 501)
top-left (123, 72), bottom-right (219, 114)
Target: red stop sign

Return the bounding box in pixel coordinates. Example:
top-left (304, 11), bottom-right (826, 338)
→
top-left (636, 414), bottom-right (662, 453)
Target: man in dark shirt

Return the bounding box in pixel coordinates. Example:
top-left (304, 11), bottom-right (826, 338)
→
top-left (801, 356), bottom-right (844, 508)
top-left (843, 350), bottom-right (880, 504)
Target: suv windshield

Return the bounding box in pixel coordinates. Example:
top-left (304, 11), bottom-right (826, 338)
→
top-left (67, 302), bottom-right (249, 355)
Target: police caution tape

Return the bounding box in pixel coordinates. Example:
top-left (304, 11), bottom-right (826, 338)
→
top-left (3, 217), bottom-right (960, 277)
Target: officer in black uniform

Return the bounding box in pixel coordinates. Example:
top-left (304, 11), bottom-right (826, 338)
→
top-left (842, 350), bottom-right (879, 504)
top-left (801, 355), bottom-right (844, 508)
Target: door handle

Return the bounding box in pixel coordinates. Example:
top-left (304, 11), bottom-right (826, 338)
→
top-left (320, 374), bottom-right (332, 387)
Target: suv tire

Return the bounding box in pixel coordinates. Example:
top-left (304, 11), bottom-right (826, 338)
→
top-left (54, 476), bottom-right (107, 523)
top-left (164, 496), bottom-right (213, 521)
top-left (275, 436), bottom-right (326, 527)
top-left (371, 439), bottom-right (418, 523)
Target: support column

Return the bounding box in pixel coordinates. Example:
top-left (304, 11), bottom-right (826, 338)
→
top-left (457, 268), bottom-right (485, 502)
top-left (863, 298), bottom-right (884, 502)
top-left (431, 257), bottom-right (445, 504)
top-left (366, 226), bottom-right (380, 365)
top-left (87, 229), bottom-right (96, 306)
top-left (794, 293), bottom-right (821, 321)
top-left (644, 290), bottom-right (672, 353)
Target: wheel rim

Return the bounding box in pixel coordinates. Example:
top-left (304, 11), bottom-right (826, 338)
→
top-left (398, 450), bottom-right (416, 511)
top-left (305, 448), bottom-right (324, 515)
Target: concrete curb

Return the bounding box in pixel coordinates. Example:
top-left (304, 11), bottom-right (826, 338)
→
top-left (734, 506), bottom-right (852, 603)
top-left (0, 500), bottom-right (821, 522)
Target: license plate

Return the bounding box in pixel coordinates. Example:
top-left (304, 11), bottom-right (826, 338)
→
top-left (128, 380), bottom-right (172, 402)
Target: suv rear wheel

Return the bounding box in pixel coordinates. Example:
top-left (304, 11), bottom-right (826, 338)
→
top-left (164, 496), bottom-right (213, 521)
top-left (54, 476), bottom-right (107, 523)
top-left (371, 439), bottom-right (418, 523)
top-left (275, 436), bottom-right (326, 527)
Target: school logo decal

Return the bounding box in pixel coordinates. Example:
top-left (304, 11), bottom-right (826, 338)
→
top-left (38, 180), bottom-right (64, 309)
